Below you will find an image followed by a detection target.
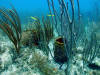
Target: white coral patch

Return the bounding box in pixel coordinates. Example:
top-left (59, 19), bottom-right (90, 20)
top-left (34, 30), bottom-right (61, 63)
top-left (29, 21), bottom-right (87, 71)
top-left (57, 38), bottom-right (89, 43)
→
top-left (1, 50), bottom-right (12, 68)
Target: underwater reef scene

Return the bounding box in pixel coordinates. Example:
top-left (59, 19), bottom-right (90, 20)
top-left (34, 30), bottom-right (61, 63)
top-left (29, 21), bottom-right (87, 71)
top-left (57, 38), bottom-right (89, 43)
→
top-left (0, 0), bottom-right (100, 75)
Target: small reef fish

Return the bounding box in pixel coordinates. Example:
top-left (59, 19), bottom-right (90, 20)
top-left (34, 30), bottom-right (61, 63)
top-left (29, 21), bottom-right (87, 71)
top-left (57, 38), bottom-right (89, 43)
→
top-left (47, 14), bottom-right (55, 17)
top-left (30, 16), bottom-right (38, 20)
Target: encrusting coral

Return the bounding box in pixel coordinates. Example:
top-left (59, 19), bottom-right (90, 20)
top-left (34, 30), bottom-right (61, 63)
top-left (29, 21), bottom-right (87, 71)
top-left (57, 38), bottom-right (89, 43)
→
top-left (29, 50), bottom-right (65, 75)
top-left (21, 29), bottom-right (39, 47)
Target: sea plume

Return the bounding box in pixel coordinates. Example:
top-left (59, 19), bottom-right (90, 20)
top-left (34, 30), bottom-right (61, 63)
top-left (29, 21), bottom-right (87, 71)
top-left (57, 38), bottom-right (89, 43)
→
top-left (0, 6), bottom-right (21, 53)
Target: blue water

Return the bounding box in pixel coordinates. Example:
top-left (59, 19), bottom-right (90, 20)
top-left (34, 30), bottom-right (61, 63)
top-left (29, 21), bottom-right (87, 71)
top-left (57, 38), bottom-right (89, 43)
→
top-left (0, 0), bottom-right (100, 28)
top-left (0, 0), bottom-right (100, 20)
top-left (0, 0), bottom-right (100, 75)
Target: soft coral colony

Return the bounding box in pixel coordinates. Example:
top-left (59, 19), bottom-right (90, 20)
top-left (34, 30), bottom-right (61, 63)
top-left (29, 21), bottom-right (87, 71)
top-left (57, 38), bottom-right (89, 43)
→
top-left (0, 0), bottom-right (100, 75)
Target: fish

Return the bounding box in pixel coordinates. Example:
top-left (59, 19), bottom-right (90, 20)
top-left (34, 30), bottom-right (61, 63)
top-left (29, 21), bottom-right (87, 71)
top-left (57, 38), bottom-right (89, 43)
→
top-left (30, 16), bottom-right (38, 20)
top-left (47, 14), bottom-right (55, 17)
